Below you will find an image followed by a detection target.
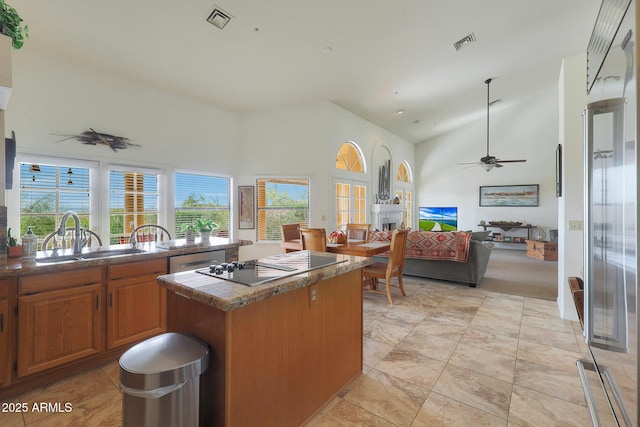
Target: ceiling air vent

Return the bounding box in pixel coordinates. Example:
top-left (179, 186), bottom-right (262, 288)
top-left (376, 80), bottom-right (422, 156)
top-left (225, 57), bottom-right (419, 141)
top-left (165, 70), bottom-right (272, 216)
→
top-left (453, 33), bottom-right (476, 51)
top-left (207, 6), bottom-right (232, 29)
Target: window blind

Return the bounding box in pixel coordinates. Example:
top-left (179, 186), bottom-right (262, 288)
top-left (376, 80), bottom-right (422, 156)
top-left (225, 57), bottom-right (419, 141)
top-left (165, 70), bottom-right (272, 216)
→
top-left (256, 177), bottom-right (310, 241)
top-left (175, 172), bottom-right (231, 238)
top-left (19, 162), bottom-right (91, 243)
top-left (109, 169), bottom-right (159, 244)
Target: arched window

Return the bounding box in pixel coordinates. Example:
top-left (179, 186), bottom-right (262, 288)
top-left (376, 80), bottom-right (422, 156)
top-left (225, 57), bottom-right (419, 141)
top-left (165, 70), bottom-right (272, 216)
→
top-left (336, 142), bottom-right (365, 173)
top-left (335, 142), bottom-right (367, 229)
top-left (395, 161), bottom-right (413, 228)
top-left (397, 161), bottom-right (411, 182)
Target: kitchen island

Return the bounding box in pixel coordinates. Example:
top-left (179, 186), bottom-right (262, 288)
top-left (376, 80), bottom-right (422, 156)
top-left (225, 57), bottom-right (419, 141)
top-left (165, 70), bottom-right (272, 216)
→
top-left (157, 250), bottom-right (370, 427)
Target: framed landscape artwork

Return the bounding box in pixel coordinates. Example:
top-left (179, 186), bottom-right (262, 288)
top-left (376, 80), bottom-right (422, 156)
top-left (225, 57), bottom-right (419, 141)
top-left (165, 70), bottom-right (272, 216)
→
top-left (238, 186), bottom-right (255, 229)
top-left (479, 184), bottom-right (539, 207)
top-left (419, 207), bottom-right (458, 231)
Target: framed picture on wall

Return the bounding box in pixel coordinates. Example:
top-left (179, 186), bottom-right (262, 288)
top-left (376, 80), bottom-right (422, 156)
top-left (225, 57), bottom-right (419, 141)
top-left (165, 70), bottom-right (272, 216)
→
top-left (238, 186), bottom-right (255, 229)
top-left (479, 184), bottom-right (539, 207)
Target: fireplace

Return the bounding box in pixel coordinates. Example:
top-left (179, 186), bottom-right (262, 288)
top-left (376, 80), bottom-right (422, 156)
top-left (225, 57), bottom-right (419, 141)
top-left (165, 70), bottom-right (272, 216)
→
top-left (371, 204), bottom-right (404, 231)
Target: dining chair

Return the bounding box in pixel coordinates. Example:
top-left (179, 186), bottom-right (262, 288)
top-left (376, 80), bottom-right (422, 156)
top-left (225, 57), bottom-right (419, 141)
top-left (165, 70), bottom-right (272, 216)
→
top-left (129, 224), bottom-right (172, 245)
top-left (346, 223), bottom-right (371, 242)
top-left (299, 228), bottom-right (328, 252)
top-left (363, 228), bottom-right (409, 304)
top-left (568, 276), bottom-right (584, 329)
top-left (42, 228), bottom-right (102, 251)
top-left (281, 223), bottom-right (301, 242)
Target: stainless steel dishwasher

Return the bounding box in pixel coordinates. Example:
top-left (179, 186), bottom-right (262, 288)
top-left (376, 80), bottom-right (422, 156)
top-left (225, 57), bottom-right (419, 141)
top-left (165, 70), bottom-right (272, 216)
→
top-left (168, 250), bottom-right (225, 273)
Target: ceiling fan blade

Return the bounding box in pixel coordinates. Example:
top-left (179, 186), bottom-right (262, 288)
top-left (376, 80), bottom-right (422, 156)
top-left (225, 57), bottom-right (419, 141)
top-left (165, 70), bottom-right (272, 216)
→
top-left (457, 161), bottom-right (482, 165)
top-left (495, 159), bottom-right (527, 163)
top-left (494, 163), bottom-right (504, 168)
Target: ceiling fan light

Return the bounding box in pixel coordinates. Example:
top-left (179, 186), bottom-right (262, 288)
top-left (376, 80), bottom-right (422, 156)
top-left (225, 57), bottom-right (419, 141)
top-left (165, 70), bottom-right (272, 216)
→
top-left (481, 163), bottom-right (494, 172)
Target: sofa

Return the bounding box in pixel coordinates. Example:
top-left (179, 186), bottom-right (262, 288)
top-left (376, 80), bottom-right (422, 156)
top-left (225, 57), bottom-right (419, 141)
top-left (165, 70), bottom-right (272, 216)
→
top-left (370, 230), bottom-right (494, 287)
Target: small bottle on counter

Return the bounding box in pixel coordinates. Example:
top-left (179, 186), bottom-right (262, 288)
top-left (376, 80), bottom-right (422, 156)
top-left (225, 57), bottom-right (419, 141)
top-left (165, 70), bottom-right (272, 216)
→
top-left (22, 226), bottom-right (37, 259)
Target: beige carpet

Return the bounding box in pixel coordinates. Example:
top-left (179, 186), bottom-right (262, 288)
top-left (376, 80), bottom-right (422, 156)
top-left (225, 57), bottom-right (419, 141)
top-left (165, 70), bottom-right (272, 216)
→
top-left (477, 248), bottom-right (558, 301)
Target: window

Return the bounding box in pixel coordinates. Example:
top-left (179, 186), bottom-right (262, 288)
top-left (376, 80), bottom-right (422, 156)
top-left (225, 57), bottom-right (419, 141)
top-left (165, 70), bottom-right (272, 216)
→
top-left (174, 172), bottom-right (231, 238)
top-left (18, 159), bottom-right (96, 248)
top-left (335, 142), bottom-right (367, 229)
top-left (109, 167), bottom-right (160, 244)
top-left (335, 180), bottom-right (367, 230)
top-left (256, 178), bottom-right (310, 242)
top-left (336, 142), bottom-right (365, 173)
top-left (396, 161), bottom-right (413, 228)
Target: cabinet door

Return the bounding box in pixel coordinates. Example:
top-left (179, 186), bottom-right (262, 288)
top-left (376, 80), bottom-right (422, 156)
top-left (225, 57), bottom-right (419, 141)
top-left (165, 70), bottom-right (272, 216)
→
top-left (0, 299), bottom-right (9, 386)
top-left (107, 259), bottom-right (167, 349)
top-left (17, 284), bottom-right (103, 378)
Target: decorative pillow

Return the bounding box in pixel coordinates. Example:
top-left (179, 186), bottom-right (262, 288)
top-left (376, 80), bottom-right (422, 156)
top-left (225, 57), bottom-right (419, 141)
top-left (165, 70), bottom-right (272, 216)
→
top-left (470, 231), bottom-right (491, 242)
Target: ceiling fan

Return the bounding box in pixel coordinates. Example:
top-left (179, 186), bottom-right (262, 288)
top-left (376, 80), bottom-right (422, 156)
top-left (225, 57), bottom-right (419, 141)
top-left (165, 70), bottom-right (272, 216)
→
top-left (458, 78), bottom-right (526, 171)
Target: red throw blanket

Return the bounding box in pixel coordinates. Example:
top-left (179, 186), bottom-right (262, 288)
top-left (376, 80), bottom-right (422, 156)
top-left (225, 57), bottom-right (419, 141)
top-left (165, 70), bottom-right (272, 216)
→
top-left (370, 230), bottom-right (472, 263)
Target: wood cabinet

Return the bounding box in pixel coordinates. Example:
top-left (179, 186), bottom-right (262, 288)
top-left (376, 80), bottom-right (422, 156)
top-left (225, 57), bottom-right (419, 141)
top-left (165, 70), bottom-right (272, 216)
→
top-left (107, 258), bottom-right (167, 349)
top-left (166, 268), bottom-right (363, 427)
top-left (0, 280), bottom-right (10, 386)
top-left (17, 269), bottom-right (103, 378)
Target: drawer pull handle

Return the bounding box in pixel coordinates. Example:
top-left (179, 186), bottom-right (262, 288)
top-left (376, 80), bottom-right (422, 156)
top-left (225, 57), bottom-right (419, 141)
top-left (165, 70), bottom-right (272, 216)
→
top-left (96, 295), bottom-right (99, 310)
top-left (0, 313), bottom-right (3, 332)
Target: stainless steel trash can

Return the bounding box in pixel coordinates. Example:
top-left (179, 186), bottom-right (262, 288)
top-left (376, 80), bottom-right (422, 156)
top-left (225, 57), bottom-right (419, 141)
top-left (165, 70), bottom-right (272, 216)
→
top-left (120, 332), bottom-right (210, 427)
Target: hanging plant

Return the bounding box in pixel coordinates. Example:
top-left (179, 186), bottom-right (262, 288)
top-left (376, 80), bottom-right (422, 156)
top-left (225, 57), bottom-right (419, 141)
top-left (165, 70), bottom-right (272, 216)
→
top-left (0, 0), bottom-right (27, 49)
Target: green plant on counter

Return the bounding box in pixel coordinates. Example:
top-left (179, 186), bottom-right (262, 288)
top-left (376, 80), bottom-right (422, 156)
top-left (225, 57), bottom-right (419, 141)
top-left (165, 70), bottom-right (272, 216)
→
top-left (180, 223), bottom-right (196, 233)
top-left (7, 227), bottom-right (16, 246)
top-left (0, 0), bottom-right (28, 49)
top-left (194, 218), bottom-right (218, 232)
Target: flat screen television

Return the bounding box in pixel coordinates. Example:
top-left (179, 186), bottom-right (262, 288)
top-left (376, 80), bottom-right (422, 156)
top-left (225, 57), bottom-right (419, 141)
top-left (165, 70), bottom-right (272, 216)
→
top-left (419, 207), bottom-right (458, 231)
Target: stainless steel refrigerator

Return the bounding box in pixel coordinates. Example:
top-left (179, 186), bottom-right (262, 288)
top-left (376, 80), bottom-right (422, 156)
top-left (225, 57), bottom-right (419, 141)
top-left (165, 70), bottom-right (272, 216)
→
top-left (581, 0), bottom-right (638, 425)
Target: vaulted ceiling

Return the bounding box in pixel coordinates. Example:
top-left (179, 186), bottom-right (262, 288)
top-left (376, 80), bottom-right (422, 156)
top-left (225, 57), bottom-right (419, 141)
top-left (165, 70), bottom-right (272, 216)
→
top-left (12, 0), bottom-right (601, 143)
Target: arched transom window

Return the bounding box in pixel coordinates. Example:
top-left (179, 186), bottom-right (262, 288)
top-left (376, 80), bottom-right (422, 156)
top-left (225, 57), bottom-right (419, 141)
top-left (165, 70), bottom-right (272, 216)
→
top-left (336, 142), bottom-right (365, 173)
top-left (397, 161), bottom-right (412, 182)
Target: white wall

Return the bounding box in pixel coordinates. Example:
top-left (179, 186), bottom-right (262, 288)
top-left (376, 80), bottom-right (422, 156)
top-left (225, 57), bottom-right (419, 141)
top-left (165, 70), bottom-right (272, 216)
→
top-left (557, 54), bottom-right (587, 322)
top-left (236, 101), bottom-right (416, 260)
top-left (7, 48), bottom-right (240, 171)
top-left (4, 47), bottom-right (415, 260)
top-left (415, 86), bottom-right (559, 237)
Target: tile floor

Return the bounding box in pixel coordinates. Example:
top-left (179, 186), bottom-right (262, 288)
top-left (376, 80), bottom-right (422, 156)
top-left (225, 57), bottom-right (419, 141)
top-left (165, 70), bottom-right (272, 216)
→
top-left (1, 277), bottom-right (590, 426)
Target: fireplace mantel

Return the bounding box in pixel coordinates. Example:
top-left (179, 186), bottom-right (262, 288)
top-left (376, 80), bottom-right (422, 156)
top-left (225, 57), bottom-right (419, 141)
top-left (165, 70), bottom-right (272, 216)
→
top-left (371, 204), bottom-right (404, 231)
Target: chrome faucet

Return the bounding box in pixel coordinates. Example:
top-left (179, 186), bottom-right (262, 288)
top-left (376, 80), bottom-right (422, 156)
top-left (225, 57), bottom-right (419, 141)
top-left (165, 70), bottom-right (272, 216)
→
top-left (57, 211), bottom-right (86, 254)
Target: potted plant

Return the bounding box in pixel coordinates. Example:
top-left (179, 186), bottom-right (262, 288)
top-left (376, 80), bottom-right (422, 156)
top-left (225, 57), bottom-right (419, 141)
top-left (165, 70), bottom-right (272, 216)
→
top-left (194, 218), bottom-right (218, 242)
top-left (0, 0), bottom-right (28, 49)
top-left (180, 223), bottom-right (197, 244)
top-left (6, 227), bottom-right (21, 257)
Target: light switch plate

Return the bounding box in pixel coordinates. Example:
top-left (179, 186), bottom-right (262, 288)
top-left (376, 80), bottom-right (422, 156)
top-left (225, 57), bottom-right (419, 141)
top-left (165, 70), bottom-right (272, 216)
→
top-left (568, 220), bottom-right (583, 231)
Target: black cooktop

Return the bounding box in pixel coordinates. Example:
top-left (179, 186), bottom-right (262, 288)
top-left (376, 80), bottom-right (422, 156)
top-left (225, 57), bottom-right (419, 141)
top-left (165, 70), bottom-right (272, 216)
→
top-left (196, 252), bottom-right (347, 286)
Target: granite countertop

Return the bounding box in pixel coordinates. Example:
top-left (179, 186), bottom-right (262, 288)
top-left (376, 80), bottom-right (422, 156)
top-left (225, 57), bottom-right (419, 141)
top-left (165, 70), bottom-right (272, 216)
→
top-left (157, 250), bottom-right (371, 312)
top-left (0, 237), bottom-right (252, 278)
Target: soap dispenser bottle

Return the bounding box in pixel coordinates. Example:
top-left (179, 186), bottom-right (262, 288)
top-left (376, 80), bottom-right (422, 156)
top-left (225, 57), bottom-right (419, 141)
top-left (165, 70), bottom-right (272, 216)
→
top-left (22, 226), bottom-right (37, 259)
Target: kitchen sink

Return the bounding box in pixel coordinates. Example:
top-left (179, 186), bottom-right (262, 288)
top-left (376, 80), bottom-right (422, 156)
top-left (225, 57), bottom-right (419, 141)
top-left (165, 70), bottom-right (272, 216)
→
top-left (35, 247), bottom-right (146, 263)
top-left (80, 248), bottom-right (146, 259)
top-left (35, 254), bottom-right (84, 263)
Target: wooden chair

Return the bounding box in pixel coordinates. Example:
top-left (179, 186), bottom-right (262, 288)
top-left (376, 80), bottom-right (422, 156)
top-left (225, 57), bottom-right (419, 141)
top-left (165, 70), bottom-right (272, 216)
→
top-left (346, 223), bottom-right (371, 242)
top-left (281, 223), bottom-right (301, 242)
top-left (42, 228), bottom-right (102, 251)
top-left (568, 277), bottom-right (584, 329)
top-left (129, 224), bottom-right (172, 245)
top-left (299, 228), bottom-right (328, 252)
top-left (363, 228), bottom-right (410, 304)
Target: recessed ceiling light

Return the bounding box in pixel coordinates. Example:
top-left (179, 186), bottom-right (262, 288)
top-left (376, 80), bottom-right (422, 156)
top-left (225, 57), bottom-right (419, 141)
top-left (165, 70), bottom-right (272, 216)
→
top-left (322, 46), bottom-right (333, 55)
top-left (396, 109), bottom-right (405, 115)
top-left (206, 6), bottom-right (233, 29)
